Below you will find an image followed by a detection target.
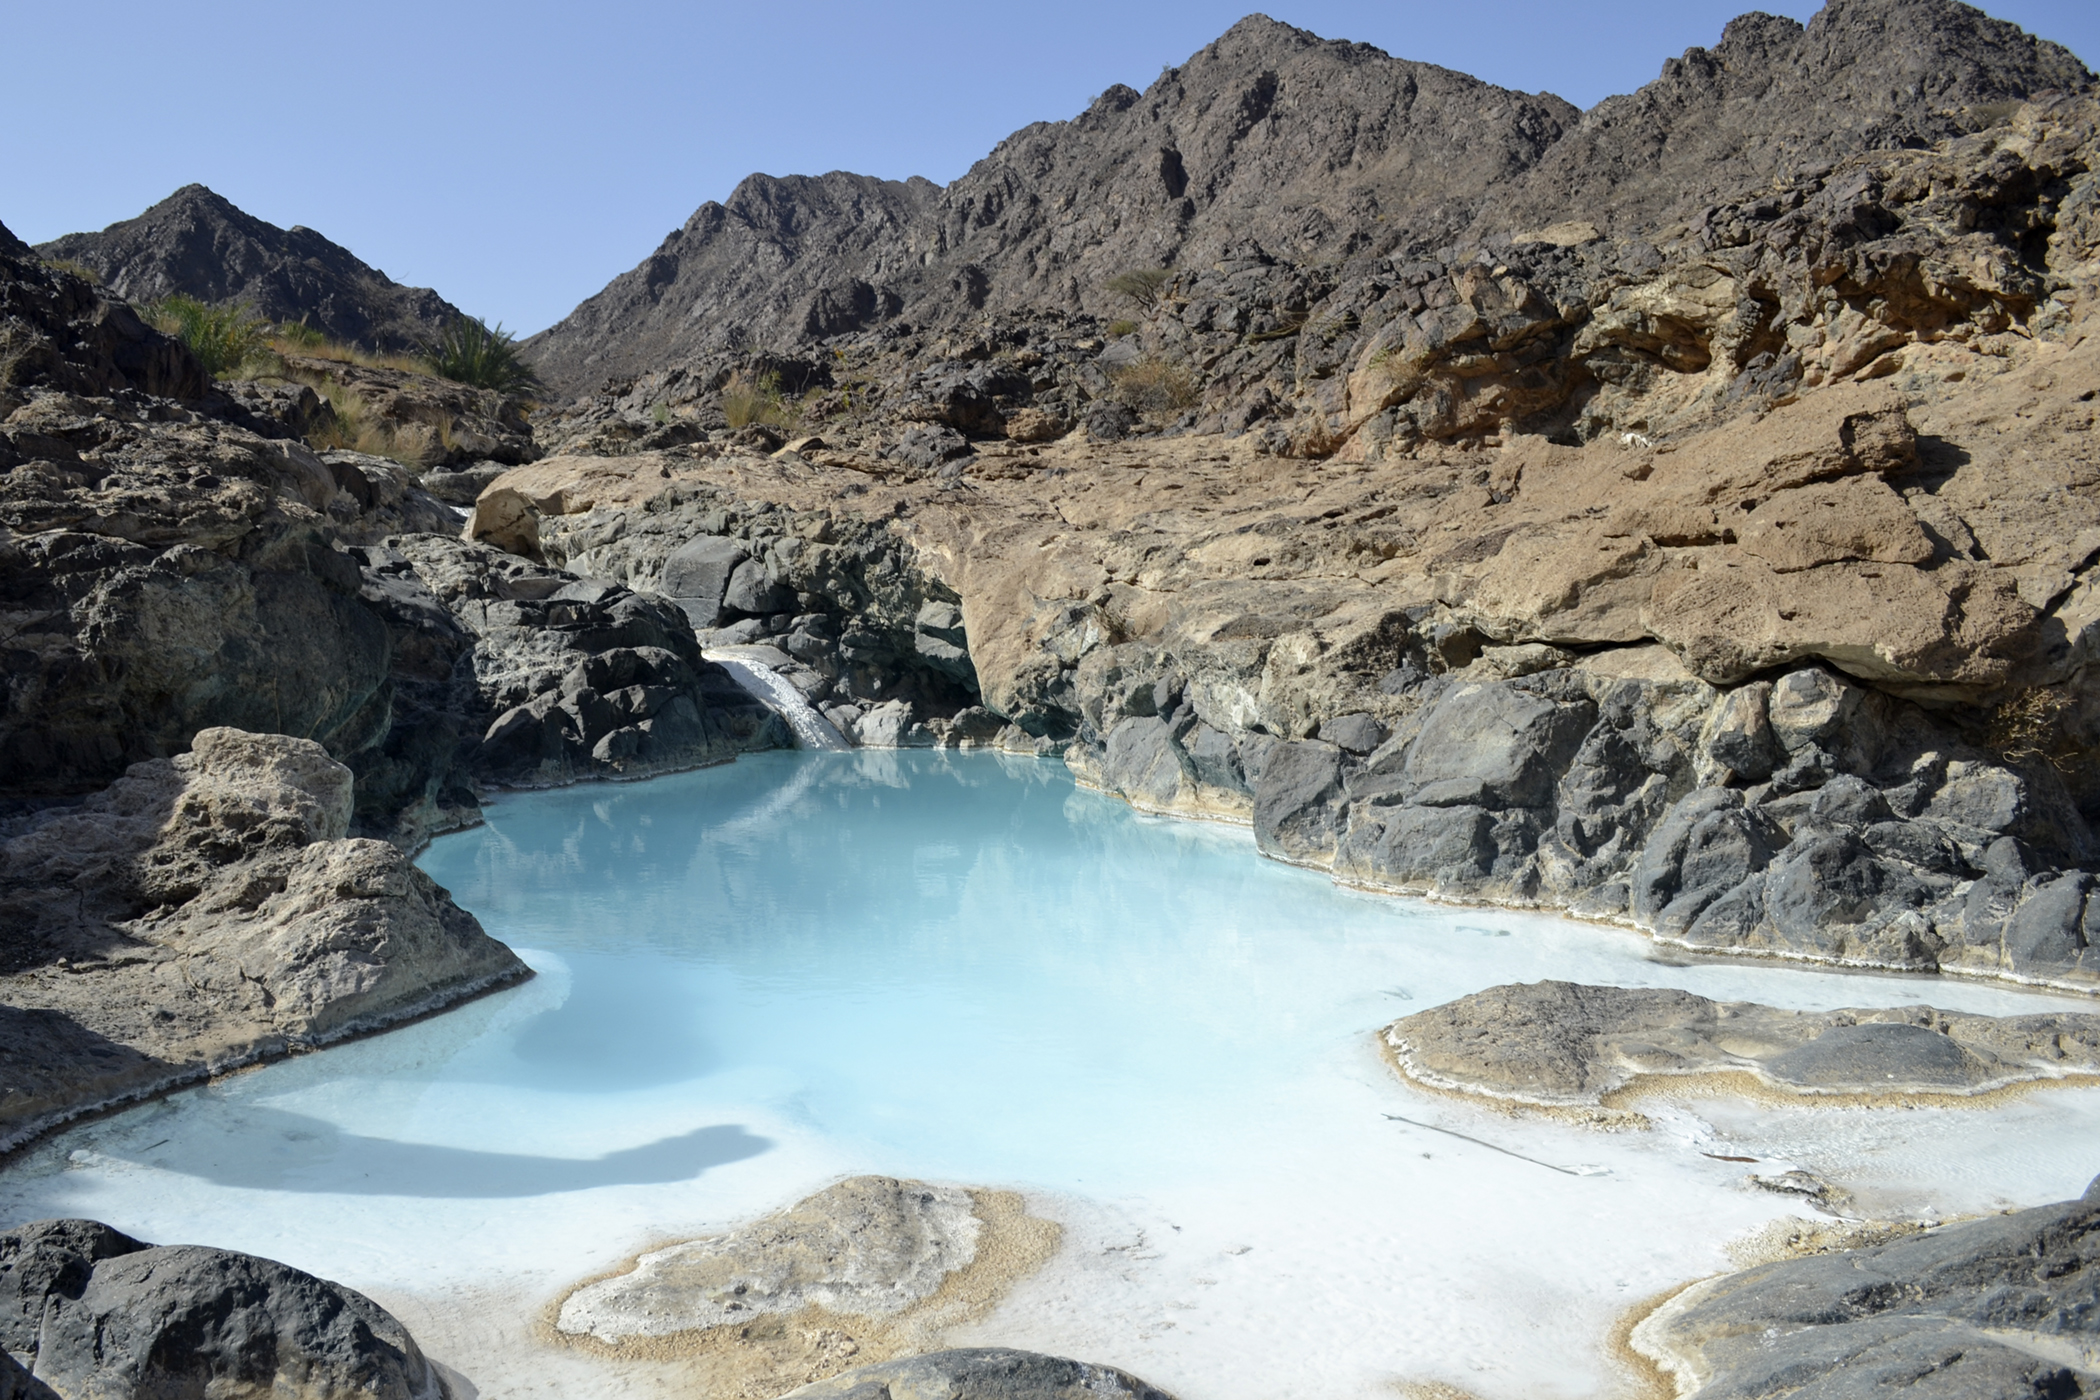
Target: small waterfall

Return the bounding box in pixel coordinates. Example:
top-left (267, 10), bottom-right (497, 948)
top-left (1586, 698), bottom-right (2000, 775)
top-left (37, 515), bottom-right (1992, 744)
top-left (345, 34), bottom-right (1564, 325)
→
top-left (704, 647), bottom-right (853, 751)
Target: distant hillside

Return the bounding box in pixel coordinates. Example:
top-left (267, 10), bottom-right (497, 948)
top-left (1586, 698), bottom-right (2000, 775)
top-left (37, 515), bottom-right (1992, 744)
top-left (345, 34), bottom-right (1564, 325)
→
top-left (523, 0), bottom-right (2092, 397)
top-left (37, 185), bottom-right (465, 353)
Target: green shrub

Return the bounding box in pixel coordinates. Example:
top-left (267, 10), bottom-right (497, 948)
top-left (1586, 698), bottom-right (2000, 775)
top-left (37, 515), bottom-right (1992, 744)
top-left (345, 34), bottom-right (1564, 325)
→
top-left (149, 295), bottom-right (271, 378)
top-left (422, 316), bottom-right (542, 396)
top-left (1106, 319), bottom-right (1140, 338)
top-left (1105, 267), bottom-right (1171, 310)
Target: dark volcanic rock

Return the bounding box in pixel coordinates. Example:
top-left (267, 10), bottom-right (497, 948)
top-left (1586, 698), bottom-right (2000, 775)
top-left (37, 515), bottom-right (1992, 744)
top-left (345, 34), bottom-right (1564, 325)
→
top-left (526, 172), bottom-right (939, 397)
top-left (776, 1347), bottom-right (1178, 1399)
top-left (1, 1218), bottom-right (447, 1400)
top-left (1635, 1179), bottom-right (2100, 1398)
top-left (0, 232), bottom-right (769, 827)
top-left (36, 184), bottom-right (466, 354)
top-left (1, 228), bottom-right (206, 401)
top-left (1469, 0), bottom-right (2095, 243)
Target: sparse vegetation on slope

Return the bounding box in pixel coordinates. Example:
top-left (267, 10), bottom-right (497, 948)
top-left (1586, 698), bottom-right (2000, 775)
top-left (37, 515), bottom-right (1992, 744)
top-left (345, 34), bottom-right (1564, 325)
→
top-left (720, 369), bottom-right (797, 430)
top-left (149, 294), bottom-right (271, 378)
top-left (423, 315), bottom-right (543, 396)
top-left (1104, 268), bottom-right (1171, 311)
top-left (1109, 355), bottom-right (1199, 421)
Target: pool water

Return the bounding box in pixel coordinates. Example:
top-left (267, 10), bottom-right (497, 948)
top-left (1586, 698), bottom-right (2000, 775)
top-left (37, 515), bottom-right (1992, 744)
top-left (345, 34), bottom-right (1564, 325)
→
top-left (7, 751), bottom-right (2099, 1399)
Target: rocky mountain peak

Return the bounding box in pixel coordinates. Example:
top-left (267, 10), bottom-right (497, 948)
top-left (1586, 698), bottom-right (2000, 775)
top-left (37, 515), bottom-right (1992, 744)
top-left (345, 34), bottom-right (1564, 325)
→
top-left (525, 0), bottom-right (2091, 398)
top-left (36, 184), bottom-right (467, 353)
top-left (1466, 0), bottom-right (2094, 242)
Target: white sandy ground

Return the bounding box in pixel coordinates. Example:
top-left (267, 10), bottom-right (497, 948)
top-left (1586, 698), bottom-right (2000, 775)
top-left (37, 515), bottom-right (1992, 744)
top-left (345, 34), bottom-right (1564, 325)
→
top-left (4, 758), bottom-right (2099, 1400)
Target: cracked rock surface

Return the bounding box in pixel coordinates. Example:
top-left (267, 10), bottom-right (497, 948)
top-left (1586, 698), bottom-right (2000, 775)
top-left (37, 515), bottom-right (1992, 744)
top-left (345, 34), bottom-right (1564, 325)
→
top-left (773, 1348), bottom-right (1179, 1400)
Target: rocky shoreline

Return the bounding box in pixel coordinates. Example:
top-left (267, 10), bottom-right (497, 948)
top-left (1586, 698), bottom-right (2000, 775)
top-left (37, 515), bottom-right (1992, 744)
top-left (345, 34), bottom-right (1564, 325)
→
top-left (8, 0), bottom-right (2100, 1394)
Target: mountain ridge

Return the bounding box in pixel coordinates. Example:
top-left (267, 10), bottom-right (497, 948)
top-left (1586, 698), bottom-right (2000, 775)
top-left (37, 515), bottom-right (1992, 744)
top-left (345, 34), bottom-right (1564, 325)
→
top-left (522, 0), bottom-right (2094, 396)
top-left (36, 184), bottom-right (467, 353)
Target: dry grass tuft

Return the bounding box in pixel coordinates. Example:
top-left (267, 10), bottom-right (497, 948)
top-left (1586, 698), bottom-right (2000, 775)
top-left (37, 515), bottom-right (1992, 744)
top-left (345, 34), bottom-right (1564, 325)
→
top-left (1109, 355), bottom-right (1199, 421)
top-left (720, 370), bottom-right (799, 431)
top-left (304, 379), bottom-right (443, 465)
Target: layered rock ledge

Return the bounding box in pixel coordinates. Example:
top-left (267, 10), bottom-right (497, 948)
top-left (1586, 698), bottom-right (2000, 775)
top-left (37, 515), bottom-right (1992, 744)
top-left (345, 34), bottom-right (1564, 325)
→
top-left (0, 728), bottom-right (526, 1152)
top-left (483, 310), bottom-right (2100, 993)
top-left (1384, 980), bottom-right (2100, 1113)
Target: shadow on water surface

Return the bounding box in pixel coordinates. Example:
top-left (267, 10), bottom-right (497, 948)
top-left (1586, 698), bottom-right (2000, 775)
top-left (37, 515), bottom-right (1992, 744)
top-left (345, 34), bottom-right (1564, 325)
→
top-left (113, 1108), bottom-right (771, 1197)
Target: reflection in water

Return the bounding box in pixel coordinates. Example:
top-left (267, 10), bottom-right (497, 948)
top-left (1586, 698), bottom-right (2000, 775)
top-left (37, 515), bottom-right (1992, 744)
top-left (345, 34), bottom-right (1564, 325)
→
top-left (113, 1107), bottom-right (769, 1197)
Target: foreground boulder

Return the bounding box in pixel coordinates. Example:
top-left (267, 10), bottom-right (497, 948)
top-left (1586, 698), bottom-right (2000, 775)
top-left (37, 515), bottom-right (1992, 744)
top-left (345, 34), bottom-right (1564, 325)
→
top-left (0, 1355), bottom-right (54, 1400)
top-left (0, 728), bottom-right (527, 1151)
top-left (1384, 981), bottom-right (2100, 1112)
top-left (1634, 1178), bottom-right (2100, 1398)
top-left (0, 1218), bottom-right (446, 1400)
top-left (557, 1177), bottom-right (1060, 1396)
top-left (775, 1348), bottom-right (1177, 1399)
top-left (558, 1176), bottom-right (983, 1343)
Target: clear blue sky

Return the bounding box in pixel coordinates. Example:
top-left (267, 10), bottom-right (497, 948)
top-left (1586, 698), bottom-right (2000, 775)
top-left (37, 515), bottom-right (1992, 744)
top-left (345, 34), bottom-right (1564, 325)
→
top-left (4, 1), bottom-right (2091, 335)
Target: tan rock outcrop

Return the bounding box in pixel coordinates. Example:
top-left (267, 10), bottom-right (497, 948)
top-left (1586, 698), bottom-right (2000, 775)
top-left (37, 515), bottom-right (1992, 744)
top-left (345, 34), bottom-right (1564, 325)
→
top-left (0, 728), bottom-right (529, 1152)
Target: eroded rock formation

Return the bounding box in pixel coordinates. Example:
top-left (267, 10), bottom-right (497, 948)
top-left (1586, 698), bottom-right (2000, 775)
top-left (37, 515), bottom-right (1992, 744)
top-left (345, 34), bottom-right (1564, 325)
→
top-left (0, 728), bottom-right (526, 1151)
top-left (556, 1177), bottom-right (1062, 1399)
top-left (1383, 980), bottom-right (2100, 1109)
top-left (488, 300), bottom-right (2100, 991)
top-left (0, 231), bottom-right (780, 841)
top-left (774, 1348), bottom-right (1178, 1400)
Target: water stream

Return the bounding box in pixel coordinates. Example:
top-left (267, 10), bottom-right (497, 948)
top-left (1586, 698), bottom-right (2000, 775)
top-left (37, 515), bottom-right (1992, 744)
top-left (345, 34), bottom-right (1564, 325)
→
top-left (704, 645), bottom-right (851, 750)
top-left (5, 751), bottom-right (2097, 1400)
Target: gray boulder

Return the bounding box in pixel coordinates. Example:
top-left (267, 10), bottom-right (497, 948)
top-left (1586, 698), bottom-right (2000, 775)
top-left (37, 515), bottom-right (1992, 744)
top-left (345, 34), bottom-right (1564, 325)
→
top-left (1, 1219), bottom-right (447, 1400)
top-left (662, 535), bottom-right (750, 627)
top-left (1399, 681), bottom-right (1594, 810)
top-left (775, 1347), bottom-right (1177, 1399)
top-left (1334, 802), bottom-right (1495, 890)
top-left (726, 556), bottom-right (793, 615)
top-left (0, 729), bottom-right (527, 1153)
top-left (1635, 1181), bottom-right (2100, 1399)
top-left (857, 700), bottom-right (937, 749)
top-left (1253, 740), bottom-right (1345, 865)
top-left (1317, 711), bottom-right (1389, 754)
top-left (1761, 1021), bottom-right (1991, 1090)
top-left (1101, 717), bottom-right (1195, 809)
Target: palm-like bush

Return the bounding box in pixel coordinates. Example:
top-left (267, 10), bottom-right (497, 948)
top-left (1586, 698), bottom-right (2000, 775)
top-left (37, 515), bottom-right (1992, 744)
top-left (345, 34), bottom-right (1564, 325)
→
top-left (149, 295), bottom-right (271, 378)
top-left (423, 316), bottom-right (542, 396)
